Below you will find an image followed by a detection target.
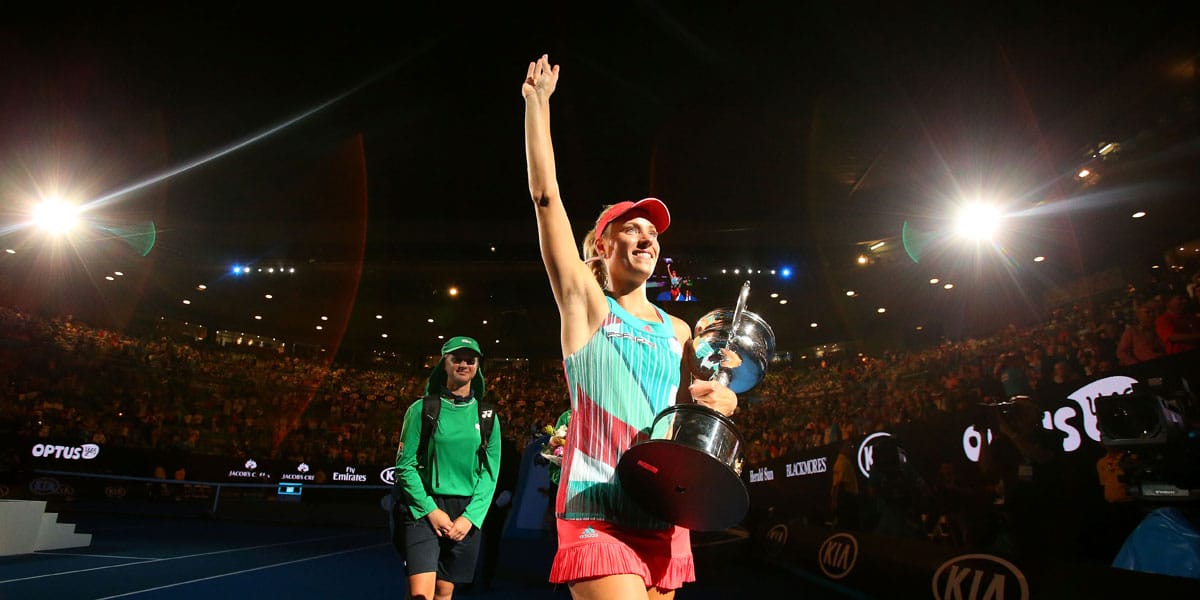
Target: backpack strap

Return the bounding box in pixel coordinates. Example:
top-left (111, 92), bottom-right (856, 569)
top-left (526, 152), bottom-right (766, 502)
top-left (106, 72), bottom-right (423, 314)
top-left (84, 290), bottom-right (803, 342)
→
top-left (417, 393), bottom-right (441, 471)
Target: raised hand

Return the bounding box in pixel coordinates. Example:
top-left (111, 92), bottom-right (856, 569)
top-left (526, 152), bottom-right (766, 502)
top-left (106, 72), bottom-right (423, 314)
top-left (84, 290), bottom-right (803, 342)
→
top-left (522, 54), bottom-right (560, 100)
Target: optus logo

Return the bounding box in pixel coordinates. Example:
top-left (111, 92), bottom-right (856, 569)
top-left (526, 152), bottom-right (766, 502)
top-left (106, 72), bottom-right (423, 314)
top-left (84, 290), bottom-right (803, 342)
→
top-left (962, 376), bottom-right (1137, 462)
top-left (380, 466), bottom-right (397, 485)
top-left (31, 443), bottom-right (100, 460)
top-left (818, 533), bottom-right (859, 580)
top-left (932, 554), bottom-right (1029, 600)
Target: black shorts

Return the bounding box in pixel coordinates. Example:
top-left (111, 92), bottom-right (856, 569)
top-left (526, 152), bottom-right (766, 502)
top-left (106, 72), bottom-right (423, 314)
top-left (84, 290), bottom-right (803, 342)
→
top-left (403, 495), bottom-right (482, 583)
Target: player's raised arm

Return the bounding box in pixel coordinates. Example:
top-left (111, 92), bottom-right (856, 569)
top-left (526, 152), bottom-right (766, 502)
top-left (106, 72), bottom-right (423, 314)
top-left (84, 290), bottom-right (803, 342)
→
top-left (523, 55), bottom-right (605, 355)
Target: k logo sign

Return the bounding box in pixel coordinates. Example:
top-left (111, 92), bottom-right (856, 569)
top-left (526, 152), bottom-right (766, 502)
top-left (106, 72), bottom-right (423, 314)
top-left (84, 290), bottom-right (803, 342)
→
top-left (380, 466), bottom-right (397, 485)
top-left (857, 432), bottom-right (892, 478)
top-left (818, 533), bottom-right (859, 580)
top-left (932, 554), bottom-right (1029, 600)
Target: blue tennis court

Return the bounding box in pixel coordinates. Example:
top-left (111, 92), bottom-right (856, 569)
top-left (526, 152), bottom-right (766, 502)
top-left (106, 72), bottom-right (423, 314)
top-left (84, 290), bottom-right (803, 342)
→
top-left (0, 511), bottom-right (862, 599)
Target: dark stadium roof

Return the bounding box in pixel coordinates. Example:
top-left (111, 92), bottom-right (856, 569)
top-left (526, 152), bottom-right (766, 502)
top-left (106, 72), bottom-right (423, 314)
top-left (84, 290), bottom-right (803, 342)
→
top-left (1, 4), bottom-right (1198, 360)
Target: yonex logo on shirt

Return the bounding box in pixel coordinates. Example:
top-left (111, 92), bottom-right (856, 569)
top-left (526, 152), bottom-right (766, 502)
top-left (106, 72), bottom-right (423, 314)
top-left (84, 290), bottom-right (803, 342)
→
top-left (579, 526), bottom-right (599, 540)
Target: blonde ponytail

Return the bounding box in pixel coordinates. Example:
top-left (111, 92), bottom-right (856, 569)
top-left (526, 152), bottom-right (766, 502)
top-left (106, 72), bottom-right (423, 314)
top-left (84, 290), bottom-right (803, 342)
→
top-left (582, 206), bottom-right (614, 290)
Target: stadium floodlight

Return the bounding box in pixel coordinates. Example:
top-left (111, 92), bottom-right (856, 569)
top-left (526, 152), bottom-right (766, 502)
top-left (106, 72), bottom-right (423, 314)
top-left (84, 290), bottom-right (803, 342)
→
top-left (953, 203), bottom-right (1002, 241)
top-left (33, 198), bottom-right (81, 234)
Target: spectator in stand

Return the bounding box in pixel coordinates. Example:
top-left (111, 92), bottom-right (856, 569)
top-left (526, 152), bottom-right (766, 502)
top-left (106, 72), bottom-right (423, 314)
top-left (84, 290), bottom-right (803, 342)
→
top-left (1155, 292), bottom-right (1200, 355)
top-left (1051, 360), bottom-right (1083, 387)
top-left (994, 352), bottom-right (1031, 398)
top-left (1187, 271), bottom-right (1200, 300)
top-left (829, 442), bottom-right (861, 531)
top-left (1116, 301), bottom-right (1166, 365)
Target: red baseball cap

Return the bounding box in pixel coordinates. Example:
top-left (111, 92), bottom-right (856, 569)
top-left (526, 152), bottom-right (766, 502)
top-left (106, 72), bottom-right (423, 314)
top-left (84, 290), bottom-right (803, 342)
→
top-left (594, 197), bottom-right (671, 237)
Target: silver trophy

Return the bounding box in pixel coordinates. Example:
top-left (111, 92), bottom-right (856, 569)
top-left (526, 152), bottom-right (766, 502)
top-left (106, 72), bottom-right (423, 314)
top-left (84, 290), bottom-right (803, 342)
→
top-left (617, 281), bottom-right (775, 530)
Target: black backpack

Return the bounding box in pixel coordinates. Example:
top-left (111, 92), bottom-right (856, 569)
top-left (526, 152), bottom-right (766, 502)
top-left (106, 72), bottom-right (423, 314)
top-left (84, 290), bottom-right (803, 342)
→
top-left (389, 393), bottom-right (497, 555)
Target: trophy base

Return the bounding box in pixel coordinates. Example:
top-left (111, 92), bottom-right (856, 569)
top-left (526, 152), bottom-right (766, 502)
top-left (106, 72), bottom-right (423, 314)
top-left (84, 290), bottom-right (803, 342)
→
top-left (618, 440), bottom-right (749, 531)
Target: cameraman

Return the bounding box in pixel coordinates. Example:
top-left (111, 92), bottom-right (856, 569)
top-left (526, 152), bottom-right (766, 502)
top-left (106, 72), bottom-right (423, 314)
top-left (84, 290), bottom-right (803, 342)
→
top-left (981, 396), bottom-right (1078, 559)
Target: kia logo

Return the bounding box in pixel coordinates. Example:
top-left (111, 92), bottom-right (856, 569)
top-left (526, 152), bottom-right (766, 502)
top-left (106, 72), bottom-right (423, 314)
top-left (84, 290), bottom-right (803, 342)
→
top-left (29, 477), bottom-right (61, 495)
top-left (932, 554), bottom-right (1029, 600)
top-left (380, 467), bottom-right (397, 485)
top-left (818, 533), bottom-right (859, 580)
top-left (104, 485), bottom-right (128, 498)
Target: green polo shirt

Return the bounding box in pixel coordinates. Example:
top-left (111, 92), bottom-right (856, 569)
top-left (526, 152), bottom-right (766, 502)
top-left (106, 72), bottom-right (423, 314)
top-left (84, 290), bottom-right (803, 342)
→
top-left (395, 396), bottom-right (501, 528)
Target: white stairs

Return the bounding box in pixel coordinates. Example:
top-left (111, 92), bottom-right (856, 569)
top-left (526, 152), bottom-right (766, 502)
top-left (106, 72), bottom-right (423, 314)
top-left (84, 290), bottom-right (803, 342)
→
top-left (0, 500), bottom-right (92, 556)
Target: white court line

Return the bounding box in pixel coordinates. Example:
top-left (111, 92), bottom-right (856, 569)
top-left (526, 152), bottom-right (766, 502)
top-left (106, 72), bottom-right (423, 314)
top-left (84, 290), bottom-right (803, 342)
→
top-left (0, 531), bottom-right (376, 585)
top-left (93, 543), bottom-right (387, 599)
top-left (35, 551), bottom-right (159, 561)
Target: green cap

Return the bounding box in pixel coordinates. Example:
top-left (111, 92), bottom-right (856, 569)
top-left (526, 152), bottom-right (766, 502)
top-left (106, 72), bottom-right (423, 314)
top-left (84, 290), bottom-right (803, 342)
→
top-left (425, 336), bottom-right (486, 399)
top-left (441, 336), bottom-right (483, 357)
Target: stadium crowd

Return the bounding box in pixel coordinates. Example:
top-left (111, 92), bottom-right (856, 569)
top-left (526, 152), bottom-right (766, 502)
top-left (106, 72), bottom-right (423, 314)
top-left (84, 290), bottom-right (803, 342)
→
top-left (1, 267), bottom-right (1198, 473)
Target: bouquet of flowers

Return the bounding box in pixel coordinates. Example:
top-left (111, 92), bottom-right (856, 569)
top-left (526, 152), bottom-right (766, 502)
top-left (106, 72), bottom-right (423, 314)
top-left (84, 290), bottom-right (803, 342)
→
top-left (538, 410), bottom-right (571, 486)
top-left (539, 423), bottom-right (568, 466)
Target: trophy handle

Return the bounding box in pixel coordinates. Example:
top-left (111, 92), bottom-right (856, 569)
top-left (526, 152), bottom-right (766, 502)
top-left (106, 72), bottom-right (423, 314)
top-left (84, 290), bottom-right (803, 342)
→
top-left (714, 281), bottom-right (751, 387)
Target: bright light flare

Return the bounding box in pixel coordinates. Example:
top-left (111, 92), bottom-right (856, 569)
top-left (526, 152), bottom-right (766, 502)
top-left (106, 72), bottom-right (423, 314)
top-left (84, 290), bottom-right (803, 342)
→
top-left (33, 199), bottom-right (81, 234)
top-left (954, 203), bottom-right (1002, 241)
